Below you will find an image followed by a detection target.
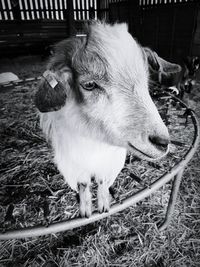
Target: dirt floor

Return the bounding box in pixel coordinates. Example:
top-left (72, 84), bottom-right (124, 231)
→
top-left (0, 56), bottom-right (200, 267)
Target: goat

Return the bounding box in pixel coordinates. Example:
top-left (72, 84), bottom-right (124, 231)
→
top-left (35, 21), bottom-right (169, 218)
top-left (145, 48), bottom-right (200, 97)
top-left (179, 56), bottom-right (200, 95)
top-left (144, 47), bottom-right (182, 94)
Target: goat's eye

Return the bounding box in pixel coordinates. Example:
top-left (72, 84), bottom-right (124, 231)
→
top-left (81, 81), bottom-right (97, 91)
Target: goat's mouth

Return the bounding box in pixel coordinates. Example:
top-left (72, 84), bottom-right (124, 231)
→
top-left (128, 142), bottom-right (154, 160)
top-left (127, 141), bottom-right (169, 161)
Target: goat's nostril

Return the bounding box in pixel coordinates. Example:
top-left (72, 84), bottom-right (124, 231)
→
top-left (149, 135), bottom-right (169, 151)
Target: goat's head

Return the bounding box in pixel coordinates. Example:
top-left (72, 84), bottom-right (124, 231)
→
top-left (35, 21), bottom-right (169, 160)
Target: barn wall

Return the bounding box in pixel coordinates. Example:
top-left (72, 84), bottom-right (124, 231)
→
top-left (108, 0), bottom-right (200, 62)
top-left (192, 8), bottom-right (200, 56)
top-left (141, 3), bottom-right (198, 61)
top-left (1, 0), bottom-right (200, 59)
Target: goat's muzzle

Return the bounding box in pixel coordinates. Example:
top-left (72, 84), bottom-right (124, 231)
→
top-left (148, 134), bottom-right (169, 152)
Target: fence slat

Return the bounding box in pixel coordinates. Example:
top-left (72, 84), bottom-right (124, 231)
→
top-left (33, 0), bottom-right (38, 19)
top-left (0, 0), bottom-right (5, 20)
top-left (37, 0), bottom-right (43, 19)
top-left (20, 0), bottom-right (27, 20)
top-left (41, 0), bottom-right (46, 19)
top-left (52, 0), bottom-right (56, 19)
top-left (61, 0), bottom-right (66, 19)
top-left (24, 0), bottom-right (30, 20)
top-left (46, 0), bottom-right (51, 19)
top-left (4, 0), bottom-right (11, 20)
top-left (79, 0), bottom-right (83, 20)
top-left (85, 0), bottom-right (89, 19)
top-left (27, 0), bottom-right (33, 19)
top-left (8, 0), bottom-right (14, 20)
top-left (75, 0), bottom-right (79, 20)
top-left (57, 0), bottom-right (61, 19)
top-left (31, 0), bottom-right (37, 19)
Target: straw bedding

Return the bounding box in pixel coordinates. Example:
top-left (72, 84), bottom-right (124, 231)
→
top-left (0, 56), bottom-right (200, 266)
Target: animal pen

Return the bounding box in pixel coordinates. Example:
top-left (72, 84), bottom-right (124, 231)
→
top-left (0, 0), bottom-right (200, 240)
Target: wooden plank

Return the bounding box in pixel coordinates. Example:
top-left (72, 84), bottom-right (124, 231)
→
top-left (45, 0), bottom-right (51, 19)
top-left (59, 0), bottom-right (64, 19)
top-left (36, 0), bottom-right (42, 19)
top-left (56, 0), bottom-right (61, 20)
top-left (79, 0), bottom-right (83, 20)
top-left (24, 0), bottom-right (30, 20)
top-left (61, 0), bottom-right (66, 19)
top-left (31, 0), bottom-right (38, 19)
top-left (41, 0), bottom-right (45, 19)
top-left (81, 0), bottom-right (85, 20)
top-left (41, 0), bottom-right (47, 19)
top-left (48, 0), bottom-right (53, 19)
top-left (32, 0), bottom-right (38, 19)
top-left (7, 0), bottom-right (13, 20)
top-left (20, 0), bottom-right (27, 20)
top-left (52, 0), bottom-right (57, 19)
top-left (0, 0), bottom-right (6, 20)
top-left (4, 0), bottom-right (11, 20)
top-left (85, 0), bottom-right (89, 19)
top-left (74, 0), bottom-right (79, 20)
top-left (2, 0), bottom-right (9, 20)
top-left (78, 0), bottom-right (81, 20)
top-left (1, 0), bottom-right (7, 20)
top-left (42, 0), bottom-right (47, 19)
top-left (26, 0), bottom-right (33, 19)
top-left (73, 0), bottom-right (76, 20)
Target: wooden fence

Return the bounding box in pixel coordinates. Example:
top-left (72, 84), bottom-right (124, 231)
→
top-left (0, 0), bottom-right (99, 20)
top-left (0, 0), bottom-right (100, 57)
top-left (0, 0), bottom-right (199, 59)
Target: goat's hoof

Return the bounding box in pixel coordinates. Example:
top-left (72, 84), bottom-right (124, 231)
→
top-left (80, 206), bottom-right (92, 218)
top-left (78, 182), bottom-right (92, 218)
top-left (79, 199), bottom-right (92, 218)
top-left (98, 207), bottom-right (109, 214)
top-left (98, 183), bottom-right (110, 214)
top-left (98, 199), bottom-right (110, 214)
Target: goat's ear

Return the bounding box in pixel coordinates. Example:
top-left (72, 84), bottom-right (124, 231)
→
top-left (35, 70), bottom-right (67, 113)
top-left (144, 47), bottom-right (181, 73)
top-left (143, 47), bottom-right (181, 85)
top-left (143, 47), bottom-right (160, 71)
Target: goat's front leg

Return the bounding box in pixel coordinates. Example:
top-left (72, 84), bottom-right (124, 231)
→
top-left (78, 182), bottom-right (92, 218)
top-left (97, 180), bottom-right (110, 213)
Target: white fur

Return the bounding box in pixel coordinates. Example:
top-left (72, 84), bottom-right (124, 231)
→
top-left (55, 133), bottom-right (126, 191)
top-left (40, 107), bottom-right (126, 192)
